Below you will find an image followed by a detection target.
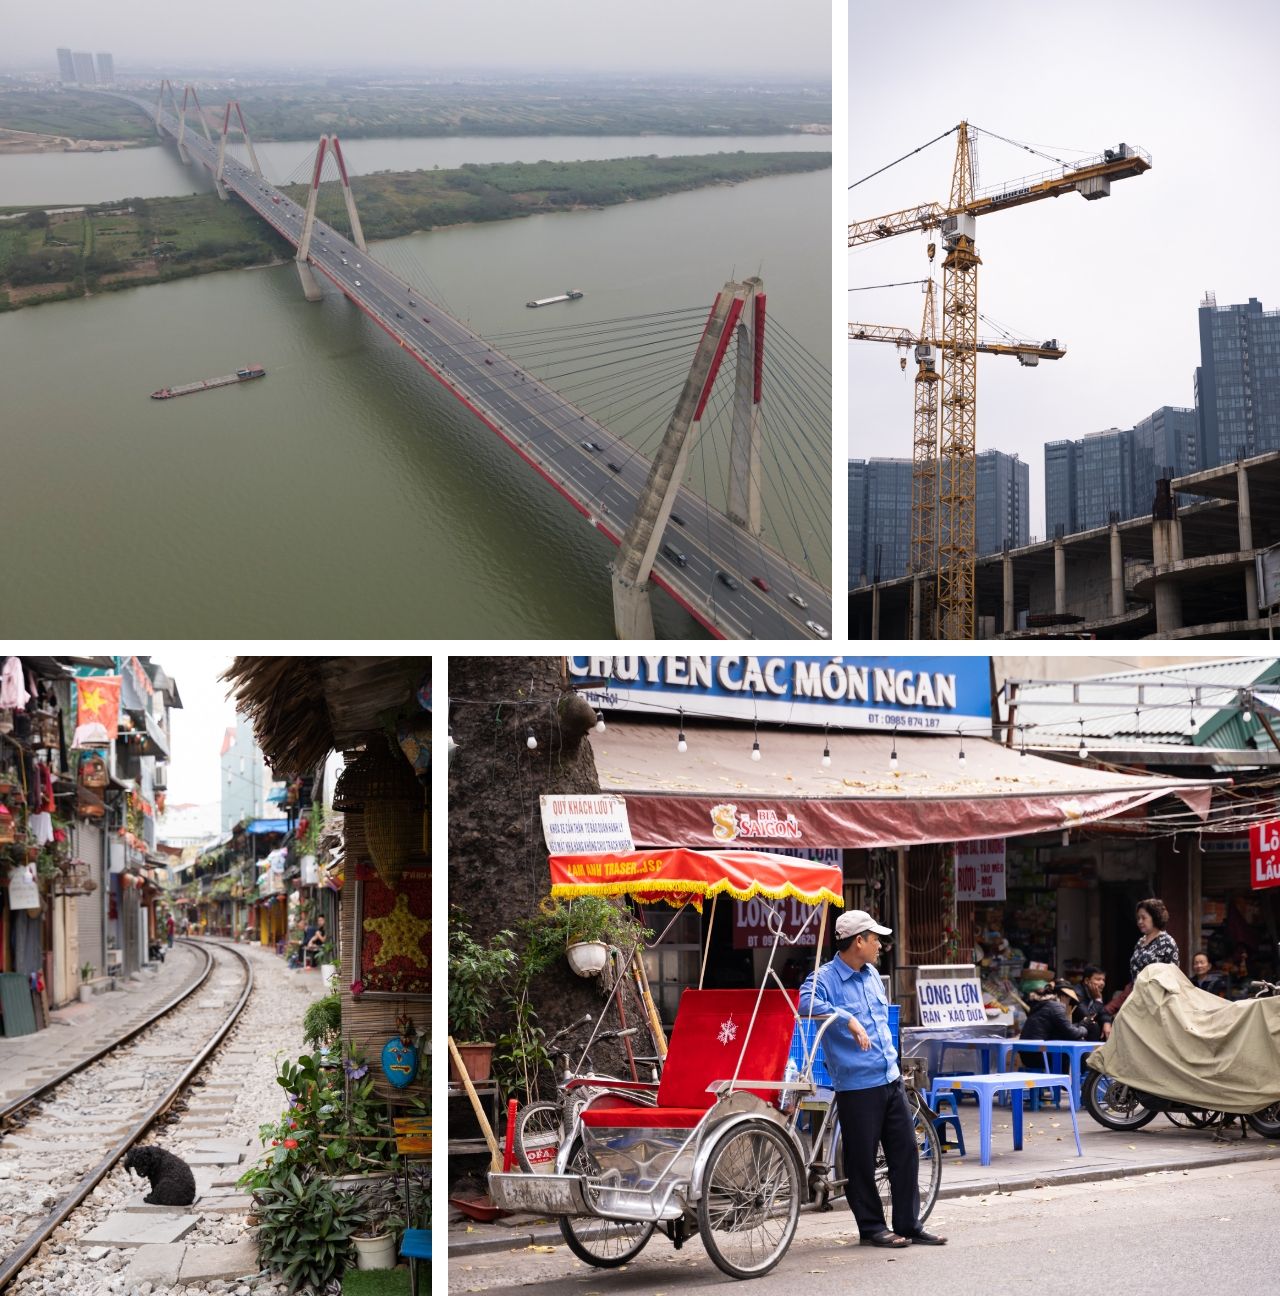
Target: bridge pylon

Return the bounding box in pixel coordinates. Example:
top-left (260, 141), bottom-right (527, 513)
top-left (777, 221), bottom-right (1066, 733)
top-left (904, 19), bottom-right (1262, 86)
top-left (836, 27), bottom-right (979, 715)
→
top-left (295, 136), bottom-right (368, 302)
top-left (214, 101), bottom-right (263, 202)
top-left (176, 85), bottom-right (215, 166)
top-left (153, 80), bottom-right (176, 137)
top-left (726, 276), bottom-right (765, 536)
top-left (610, 277), bottom-right (762, 638)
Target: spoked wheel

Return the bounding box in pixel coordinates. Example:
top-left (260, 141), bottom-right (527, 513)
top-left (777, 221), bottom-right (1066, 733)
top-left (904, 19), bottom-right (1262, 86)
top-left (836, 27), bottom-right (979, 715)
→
top-left (1246, 1102), bottom-right (1280, 1139)
top-left (514, 1100), bottom-right (563, 1174)
top-left (1082, 1071), bottom-right (1158, 1131)
top-left (558, 1135), bottom-right (655, 1268)
top-left (1165, 1109), bottom-right (1221, 1129)
top-left (696, 1122), bottom-right (801, 1280)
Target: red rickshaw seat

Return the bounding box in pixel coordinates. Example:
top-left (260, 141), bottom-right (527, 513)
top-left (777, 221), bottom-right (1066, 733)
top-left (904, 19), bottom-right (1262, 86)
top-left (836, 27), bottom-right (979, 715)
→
top-left (580, 989), bottom-right (798, 1130)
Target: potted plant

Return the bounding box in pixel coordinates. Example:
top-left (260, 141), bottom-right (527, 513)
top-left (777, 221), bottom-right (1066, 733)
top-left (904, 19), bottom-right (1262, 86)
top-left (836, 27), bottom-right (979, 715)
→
top-left (448, 909), bottom-right (516, 1082)
top-left (349, 1174), bottom-right (406, 1271)
top-left (79, 962), bottom-right (95, 1003)
top-left (537, 895), bottom-right (645, 978)
top-left (316, 940), bottom-right (337, 990)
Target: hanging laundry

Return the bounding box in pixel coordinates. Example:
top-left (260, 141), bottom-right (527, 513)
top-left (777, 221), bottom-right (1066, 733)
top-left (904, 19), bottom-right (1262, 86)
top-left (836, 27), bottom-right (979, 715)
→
top-left (1, 657), bottom-right (30, 709)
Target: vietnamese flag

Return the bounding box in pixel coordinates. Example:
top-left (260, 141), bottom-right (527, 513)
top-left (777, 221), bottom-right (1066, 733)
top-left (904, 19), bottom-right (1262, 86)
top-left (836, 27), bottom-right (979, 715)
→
top-left (77, 676), bottom-right (122, 741)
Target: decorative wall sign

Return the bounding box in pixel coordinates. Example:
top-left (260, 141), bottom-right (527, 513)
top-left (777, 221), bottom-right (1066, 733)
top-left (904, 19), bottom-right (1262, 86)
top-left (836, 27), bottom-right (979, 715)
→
top-left (352, 862), bottom-right (431, 1000)
top-left (380, 1036), bottom-right (420, 1088)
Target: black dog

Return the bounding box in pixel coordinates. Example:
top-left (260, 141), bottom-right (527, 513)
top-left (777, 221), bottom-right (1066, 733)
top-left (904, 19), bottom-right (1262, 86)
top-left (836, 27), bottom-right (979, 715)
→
top-left (123, 1145), bottom-right (197, 1206)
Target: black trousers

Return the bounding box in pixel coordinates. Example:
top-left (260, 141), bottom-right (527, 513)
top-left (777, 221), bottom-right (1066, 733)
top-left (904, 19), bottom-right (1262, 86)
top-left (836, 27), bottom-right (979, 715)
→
top-left (835, 1080), bottom-right (920, 1239)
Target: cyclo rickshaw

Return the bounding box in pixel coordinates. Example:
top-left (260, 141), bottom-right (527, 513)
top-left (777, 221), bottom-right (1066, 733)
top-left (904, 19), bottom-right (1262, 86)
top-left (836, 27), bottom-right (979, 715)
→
top-left (487, 847), bottom-right (942, 1280)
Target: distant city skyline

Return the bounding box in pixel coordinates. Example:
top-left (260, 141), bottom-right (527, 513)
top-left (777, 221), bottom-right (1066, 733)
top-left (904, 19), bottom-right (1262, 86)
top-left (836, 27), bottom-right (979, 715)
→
top-left (7, 1), bottom-right (830, 76)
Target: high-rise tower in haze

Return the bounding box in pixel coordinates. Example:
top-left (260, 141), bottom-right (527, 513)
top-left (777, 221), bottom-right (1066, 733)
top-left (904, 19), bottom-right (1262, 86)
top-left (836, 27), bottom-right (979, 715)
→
top-left (72, 51), bottom-right (96, 84)
top-left (1195, 293), bottom-right (1280, 466)
top-left (95, 52), bottom-right (114, 83)
top-left (56, 48), bottom-right (75, 82)
top-left (975, 450), bottom-right (1030, 554)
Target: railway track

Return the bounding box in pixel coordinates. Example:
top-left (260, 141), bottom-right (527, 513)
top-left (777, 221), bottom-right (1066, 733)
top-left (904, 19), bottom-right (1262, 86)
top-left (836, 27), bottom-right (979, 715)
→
top-left (0, 939), bottom-right (254, 1291)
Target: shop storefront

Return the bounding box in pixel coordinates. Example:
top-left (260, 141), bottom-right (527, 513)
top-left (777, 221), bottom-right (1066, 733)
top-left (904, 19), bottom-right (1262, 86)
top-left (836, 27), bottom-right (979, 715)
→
top-left (571, 654), bottom-right (1223, 1026)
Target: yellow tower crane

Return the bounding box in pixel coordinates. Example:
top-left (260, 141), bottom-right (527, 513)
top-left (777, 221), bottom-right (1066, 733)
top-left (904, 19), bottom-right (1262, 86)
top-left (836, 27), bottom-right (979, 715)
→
top-left (850, 124), bottom-right (1151, 638)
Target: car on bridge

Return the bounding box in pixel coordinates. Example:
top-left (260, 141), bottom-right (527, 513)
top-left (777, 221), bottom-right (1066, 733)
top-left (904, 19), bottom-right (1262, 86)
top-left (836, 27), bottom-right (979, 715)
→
top-left (751, 576), bottom-right (770, 593)
top-left (661, 544), bottom-right (688, 568)
top-left (805, 620), bottom-right (827, 636)
top-left (581, 440), bottom-right (601, 452)
top-left (716, 570), bottom-right (739, 591)
top-left (788, 592), bottom-right (808, 609)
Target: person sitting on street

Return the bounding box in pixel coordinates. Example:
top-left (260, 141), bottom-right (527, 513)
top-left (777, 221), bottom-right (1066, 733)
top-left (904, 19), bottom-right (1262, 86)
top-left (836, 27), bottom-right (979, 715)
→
top-left (1020, 981), bottom-right (1087, 1073)
top-left (1075, 965), bottom-right (1113, 1041)
top-left (1190, 951), bottom-right (1229, 995)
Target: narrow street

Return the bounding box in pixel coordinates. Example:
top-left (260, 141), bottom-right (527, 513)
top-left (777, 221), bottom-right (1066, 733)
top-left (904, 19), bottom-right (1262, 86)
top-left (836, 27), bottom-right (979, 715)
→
top-left (450, 1158), bottom-right (1280, 1295)
top-left (2, 940), bottom-right (327, 1295)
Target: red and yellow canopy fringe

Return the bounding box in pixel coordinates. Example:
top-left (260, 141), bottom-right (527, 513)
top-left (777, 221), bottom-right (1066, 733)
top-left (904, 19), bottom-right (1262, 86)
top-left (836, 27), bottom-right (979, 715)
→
top-left (549, 848), bottom-right (844, 910)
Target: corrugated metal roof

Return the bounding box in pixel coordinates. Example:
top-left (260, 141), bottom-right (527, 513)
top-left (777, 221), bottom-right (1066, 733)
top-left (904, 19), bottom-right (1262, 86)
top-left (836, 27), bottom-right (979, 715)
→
top-left (1007, 657), bottom-right (1280, 748)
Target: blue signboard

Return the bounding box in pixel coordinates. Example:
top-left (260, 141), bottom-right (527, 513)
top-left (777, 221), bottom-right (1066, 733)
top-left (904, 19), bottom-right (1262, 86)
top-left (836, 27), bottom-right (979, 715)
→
top-left (567, 656), bottom-right (991, 734)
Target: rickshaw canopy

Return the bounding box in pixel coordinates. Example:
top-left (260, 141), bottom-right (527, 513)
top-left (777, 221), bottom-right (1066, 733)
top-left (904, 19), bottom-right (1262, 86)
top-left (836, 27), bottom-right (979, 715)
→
top-left (549, 847), bottom-right (844, 910)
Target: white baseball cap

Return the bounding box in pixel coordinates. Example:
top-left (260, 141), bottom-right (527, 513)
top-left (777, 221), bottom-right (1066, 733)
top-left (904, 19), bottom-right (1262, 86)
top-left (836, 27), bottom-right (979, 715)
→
top-left (835, 909), bottom-right (892, 940)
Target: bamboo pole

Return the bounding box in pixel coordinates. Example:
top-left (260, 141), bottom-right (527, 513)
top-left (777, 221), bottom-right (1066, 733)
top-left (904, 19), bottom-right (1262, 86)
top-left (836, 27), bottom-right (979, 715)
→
top-left (697, 893), bottom-right (719, 990)
top-left (447, 1036), bottom-right (501, 1171)
top-left (630, 949), bottom-right (668, 1059)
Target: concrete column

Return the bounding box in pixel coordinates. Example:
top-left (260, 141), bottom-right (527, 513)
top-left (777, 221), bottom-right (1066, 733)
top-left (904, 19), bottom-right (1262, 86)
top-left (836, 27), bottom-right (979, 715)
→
top-left (727, 279), bottom-right (763, 537)
top-left (1239, 462), bottom-right (1259, 620)
top-left (1109, 523), bottom-right (1124, 617)
top-left (911, 575), bottom-right (922, 639)
top-left (1054, 538), bottom-right (1066, 617)
top-left (1152, 515), bottom-right (1184, 633)
top-left (1002, 552), bottom-right (1014, 635)
top-left (871, 583), bottom-right (881, 640)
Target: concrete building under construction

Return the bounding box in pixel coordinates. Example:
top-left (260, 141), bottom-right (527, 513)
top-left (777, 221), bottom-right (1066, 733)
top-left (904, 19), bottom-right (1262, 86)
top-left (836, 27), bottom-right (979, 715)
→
top-left (849, 449), bottom-right (1280, 640)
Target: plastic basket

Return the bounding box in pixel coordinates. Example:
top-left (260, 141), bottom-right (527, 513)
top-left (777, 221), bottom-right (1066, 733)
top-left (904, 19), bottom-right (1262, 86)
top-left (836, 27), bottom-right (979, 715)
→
top-left (790, 1005), bottom-right (900, 1087)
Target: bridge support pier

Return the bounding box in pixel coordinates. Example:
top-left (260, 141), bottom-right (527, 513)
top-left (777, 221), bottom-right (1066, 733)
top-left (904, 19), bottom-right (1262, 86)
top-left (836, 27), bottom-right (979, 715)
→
top-left (295, 260), bottom-right (324, 303)
top-left (610, 278), bottom-right (755, 638)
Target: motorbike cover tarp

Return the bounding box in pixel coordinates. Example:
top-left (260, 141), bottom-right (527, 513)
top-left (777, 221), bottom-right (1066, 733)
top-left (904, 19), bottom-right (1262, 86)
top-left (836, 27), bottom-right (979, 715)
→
top-left (1085, 963), bottom-right (1280, 1114)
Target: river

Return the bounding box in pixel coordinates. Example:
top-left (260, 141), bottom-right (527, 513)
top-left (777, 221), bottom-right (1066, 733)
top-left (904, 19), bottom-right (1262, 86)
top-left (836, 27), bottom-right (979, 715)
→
top-left (0, 139), bottom-right (830, 638)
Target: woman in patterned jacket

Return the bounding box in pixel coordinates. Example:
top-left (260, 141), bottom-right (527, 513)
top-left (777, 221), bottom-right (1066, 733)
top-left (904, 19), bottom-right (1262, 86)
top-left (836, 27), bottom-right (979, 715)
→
top-left (1129, 896), bottom-right (1180, 984)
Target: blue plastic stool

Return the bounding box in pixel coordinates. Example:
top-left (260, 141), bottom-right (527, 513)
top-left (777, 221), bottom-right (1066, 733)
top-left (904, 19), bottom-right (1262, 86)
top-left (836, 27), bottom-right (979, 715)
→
top-left (935, 1072), bottom-right (1082, 1167)
top-left (928, 1090), bottom-right (966, 1155)
top-left (401, 1227), bottom-right (432, 1296)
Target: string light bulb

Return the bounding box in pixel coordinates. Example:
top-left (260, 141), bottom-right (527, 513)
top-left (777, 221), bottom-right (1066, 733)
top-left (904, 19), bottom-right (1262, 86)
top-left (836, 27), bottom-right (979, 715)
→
top-left (751, 719), bottom-right (761, 762)
top-left (1077, 720), bottom-right (1089, 761)
top-left (821, 725), bottom-right (831, 768)
top-left (957, 733), bottom-right (966, 766)
top-left (1241, 691), bottom-right (1253, 725)
top-left (890, 728), bottom-right (899, 772)
top-left (1019, 726), bottom-right (1028, 759)
top-left (677, 708), bottom-right (687, 754)
top-left (595, 709), bottom-right (606, 733)
top-left (526, 727), bottom-right (537, 750)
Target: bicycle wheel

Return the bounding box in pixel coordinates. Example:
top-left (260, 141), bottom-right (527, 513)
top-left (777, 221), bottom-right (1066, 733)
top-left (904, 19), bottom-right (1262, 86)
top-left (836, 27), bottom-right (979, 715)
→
top-left (558, 1135), bottom-right (655, 1268)
top-left (697, 1121), bottom-right (801, 1280)
top-left (1165, 1109), bottom-right (1220, 1129)
top-left (514, 1100), bottom-right (564, 1174)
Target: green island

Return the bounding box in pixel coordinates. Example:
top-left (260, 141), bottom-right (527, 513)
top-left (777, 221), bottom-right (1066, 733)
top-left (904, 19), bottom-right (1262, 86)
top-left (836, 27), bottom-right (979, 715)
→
top-left (0, 150), bottom-right (828, 310)
top-left (0, 80), bottom-right (830, 146)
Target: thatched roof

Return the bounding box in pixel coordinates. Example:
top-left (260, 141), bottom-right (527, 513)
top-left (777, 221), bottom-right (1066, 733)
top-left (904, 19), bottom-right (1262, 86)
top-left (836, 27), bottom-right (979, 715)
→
top-left (223, 657), bottom-right (429, 776)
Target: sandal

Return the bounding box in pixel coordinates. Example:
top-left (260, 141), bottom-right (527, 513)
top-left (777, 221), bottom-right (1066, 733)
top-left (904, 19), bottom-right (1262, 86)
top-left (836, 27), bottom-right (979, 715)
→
top-left (862, 1230), bottom-right (910, 1248)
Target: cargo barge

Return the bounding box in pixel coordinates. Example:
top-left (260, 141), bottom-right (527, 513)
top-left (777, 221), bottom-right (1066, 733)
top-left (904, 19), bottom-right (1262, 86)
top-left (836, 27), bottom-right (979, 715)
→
top-left (150, 365), bottom-right (266, 400)
top-left (526, 290), bottom-right (584, 308)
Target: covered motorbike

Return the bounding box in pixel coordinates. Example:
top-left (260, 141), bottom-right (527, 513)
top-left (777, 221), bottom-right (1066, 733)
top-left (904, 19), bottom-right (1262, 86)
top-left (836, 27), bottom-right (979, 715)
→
top-left (1082, 962), bottom-right (1280, 1136)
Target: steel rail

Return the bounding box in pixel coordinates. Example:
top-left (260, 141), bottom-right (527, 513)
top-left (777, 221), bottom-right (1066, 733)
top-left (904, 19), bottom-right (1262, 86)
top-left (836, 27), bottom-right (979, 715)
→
top-left (0, 940), bottom-right (216, 1129)
top-left (0, 939), bottom-right (255, 1292)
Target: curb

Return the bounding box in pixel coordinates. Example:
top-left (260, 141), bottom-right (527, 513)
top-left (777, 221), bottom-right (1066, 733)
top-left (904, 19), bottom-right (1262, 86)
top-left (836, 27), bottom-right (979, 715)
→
top-left (447, 1142), bottom-right (1280, 1257)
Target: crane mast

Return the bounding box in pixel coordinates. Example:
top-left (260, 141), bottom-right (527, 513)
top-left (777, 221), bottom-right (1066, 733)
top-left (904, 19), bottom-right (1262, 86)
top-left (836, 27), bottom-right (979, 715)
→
top-left (938, 122), bottom-right (981, 638)
top-left (911, 278), bottom-right (940, 588)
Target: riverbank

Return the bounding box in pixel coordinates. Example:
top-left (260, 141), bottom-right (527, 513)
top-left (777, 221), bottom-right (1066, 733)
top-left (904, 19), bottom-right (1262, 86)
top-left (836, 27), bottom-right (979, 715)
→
top-left (0, 150), bottom-right (829, 310)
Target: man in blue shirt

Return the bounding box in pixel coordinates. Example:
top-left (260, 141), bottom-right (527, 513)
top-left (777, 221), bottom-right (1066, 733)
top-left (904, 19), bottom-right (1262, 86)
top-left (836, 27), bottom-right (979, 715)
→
top-left (800, 909), bottom-right (946, 1249)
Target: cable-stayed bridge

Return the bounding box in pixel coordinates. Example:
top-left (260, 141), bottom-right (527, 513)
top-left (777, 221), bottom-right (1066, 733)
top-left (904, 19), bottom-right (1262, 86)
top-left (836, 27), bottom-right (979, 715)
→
top-left (127, 84), bottom-right (832, 638)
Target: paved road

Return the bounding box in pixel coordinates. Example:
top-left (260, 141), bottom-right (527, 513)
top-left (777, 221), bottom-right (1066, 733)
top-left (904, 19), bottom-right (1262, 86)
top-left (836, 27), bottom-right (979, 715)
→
top-left (449, 1157), bottom-right (1280, 1294)
top-left (132, 97), bottom-right (831, 639)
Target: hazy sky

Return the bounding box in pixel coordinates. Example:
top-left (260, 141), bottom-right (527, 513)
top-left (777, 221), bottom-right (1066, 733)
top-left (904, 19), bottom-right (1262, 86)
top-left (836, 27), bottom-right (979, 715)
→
top-left (9, 0), bottom-right (831, 77)
top-left (848, 0), bottom-right (1280, 538)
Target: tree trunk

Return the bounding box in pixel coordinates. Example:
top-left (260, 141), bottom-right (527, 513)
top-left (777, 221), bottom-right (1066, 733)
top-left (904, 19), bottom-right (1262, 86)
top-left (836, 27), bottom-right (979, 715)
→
top-left (448, 656), bottom-right (647, 1091)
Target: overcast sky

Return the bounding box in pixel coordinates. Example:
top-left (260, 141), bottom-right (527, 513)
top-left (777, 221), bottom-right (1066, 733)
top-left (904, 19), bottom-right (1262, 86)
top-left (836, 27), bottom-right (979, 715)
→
top-left (8, 0), bottom-right (830, 77)
top-left (848, 0), bottom-right (1280, 538)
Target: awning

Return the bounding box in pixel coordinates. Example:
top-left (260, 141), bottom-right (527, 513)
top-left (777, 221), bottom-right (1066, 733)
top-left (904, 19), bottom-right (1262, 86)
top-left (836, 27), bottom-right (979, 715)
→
top-left (592, 722), bottom-right (1225, 850)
